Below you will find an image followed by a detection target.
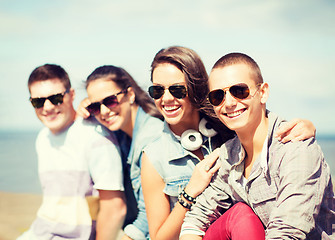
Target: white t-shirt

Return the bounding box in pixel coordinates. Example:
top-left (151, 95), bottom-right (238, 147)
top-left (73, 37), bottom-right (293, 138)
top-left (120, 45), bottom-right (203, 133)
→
top-left (18, 118), bottom-right (123, 240)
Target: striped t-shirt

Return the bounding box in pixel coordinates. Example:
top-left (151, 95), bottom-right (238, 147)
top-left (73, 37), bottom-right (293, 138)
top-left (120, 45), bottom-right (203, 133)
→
top-left (18, 118), bottom-right (123, 240)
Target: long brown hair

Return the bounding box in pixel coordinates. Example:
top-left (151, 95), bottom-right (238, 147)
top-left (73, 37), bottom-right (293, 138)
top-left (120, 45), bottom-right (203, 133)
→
top-left (86, 65), bottom-right (163, 120)
top-left (151, 46), bottom-right (234, 141)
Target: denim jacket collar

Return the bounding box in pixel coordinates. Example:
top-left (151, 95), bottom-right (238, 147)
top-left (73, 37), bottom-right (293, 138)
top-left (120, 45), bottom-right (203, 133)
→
top-left (128, 106), bottom-right (152, 164)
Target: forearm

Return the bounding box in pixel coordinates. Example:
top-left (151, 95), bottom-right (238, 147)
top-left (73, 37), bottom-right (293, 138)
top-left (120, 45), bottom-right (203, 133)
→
top-left (96, 207), bottom-right (126, 240)
top-left (266, 222), bottom-right (307, 239)
top-left (181, 171), bottom-right (233, 240)
top-left (96, 190), bottom-right (127, 240)
top-left (151, 202), bottom-right (189, 240)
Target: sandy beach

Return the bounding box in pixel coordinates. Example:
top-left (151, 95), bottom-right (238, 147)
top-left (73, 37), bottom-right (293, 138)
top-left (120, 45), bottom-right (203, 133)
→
top-left (1, 180), bottom-right (334, 239)
top-left (0, 192), bottom-right (41, 240)
top-left (0, 192), bottom-right (124, 240)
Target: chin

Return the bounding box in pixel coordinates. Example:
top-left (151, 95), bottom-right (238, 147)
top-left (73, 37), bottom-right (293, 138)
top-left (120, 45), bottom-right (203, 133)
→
top-left (48, 124), bottom-right (66, 134)
top-left (220, 118), bottom-right (247, 132)
top-left (44, 121), bottom-right (61, 131)
top-left (227, 121), bottom-right (250, 132)
top-left (165, 116), bottom-right (183, 127)
top-left (105, 121), bottom-right (122, 132)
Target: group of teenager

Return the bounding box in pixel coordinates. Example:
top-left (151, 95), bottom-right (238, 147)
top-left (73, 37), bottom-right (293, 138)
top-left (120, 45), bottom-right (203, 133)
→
top-left (18, 46), bottom-right (334, 240)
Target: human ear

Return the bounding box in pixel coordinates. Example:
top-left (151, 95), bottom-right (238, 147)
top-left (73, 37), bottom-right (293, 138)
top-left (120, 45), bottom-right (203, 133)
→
top-left (69, 88), bottom-right (75, 102)
top-left (259, 83), bottom-right (269, 104)
top-left (127, 87), bottom-right (136, 104)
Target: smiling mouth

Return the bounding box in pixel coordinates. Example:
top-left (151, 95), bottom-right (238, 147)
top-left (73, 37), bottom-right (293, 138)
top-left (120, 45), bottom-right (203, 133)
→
top-left (163, 105), bottom-right (180, 112)
top-left (43, 111), bottom-right (60, 120)
top-left (103, 113), bottom-right (117, 123)
top-left (224, 108), bottom-right (246, 118)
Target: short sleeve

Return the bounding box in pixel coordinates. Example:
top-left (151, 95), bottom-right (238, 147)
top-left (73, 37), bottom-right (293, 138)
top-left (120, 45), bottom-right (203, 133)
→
top-left (87, 126), bottom-right (124, 191)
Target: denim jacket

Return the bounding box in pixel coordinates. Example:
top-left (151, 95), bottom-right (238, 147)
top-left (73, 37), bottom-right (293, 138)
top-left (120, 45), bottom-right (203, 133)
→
top-left (116, 107), bottom-right (163, 240)
top-left (144, 120), bottom-right (222, 209)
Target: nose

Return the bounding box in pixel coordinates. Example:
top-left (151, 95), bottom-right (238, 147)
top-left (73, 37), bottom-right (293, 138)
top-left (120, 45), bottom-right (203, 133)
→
top-left (161, 88), bottom-right (174, 101)
top-left (43, 99), bottom-right (55, 111)
top-left (224, 91), bottom-right (237, 108)
top-left (100, 104), bottom-right (111, 116)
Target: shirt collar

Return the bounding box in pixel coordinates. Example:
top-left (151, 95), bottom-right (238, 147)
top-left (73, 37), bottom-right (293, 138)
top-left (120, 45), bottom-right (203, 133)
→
top-left (260, 134), bottom-right (269, 173)
top-left (224, 124), bottom-right (269, 178)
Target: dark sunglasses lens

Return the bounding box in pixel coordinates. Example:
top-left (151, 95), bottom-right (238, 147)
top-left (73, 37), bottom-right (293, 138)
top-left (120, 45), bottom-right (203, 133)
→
top-left (230, 85), bottom-right (250, 99)
top-left (31, 98), bottom-right (46, 108)
top-left (30, 92), bottom-right (66, 109)
top-left (148, 86), bottom-right (164, 99)
top-left (169, 85), bottom-right (187, 99)
top-left (86, 103), bottom-right (101, 115)
top-left (103, 96), bottom-right (118, 108)
top-left (48, 94), bottom-right (64, 105)
top-left (208, 89), bottom-right (225, 106)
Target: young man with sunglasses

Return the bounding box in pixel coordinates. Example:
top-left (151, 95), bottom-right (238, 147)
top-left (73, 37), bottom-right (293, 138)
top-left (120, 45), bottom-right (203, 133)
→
top-left (180, 53), bottom-right (334, 239)
top-left (18, 64), bottom-right (127, 240)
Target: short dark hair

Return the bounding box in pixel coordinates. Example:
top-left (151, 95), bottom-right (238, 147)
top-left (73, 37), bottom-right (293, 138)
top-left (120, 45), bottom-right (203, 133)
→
top-left (28, 64), bottom-right (71, 91)
top-left (212, 52), bottom-right (263, 84)
top-left (86, 65), bottom-right (162, 120)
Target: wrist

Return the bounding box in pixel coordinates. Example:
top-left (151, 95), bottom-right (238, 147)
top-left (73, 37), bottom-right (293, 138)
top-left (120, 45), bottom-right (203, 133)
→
top-left (184, 185), bottom-right (200, 198)
top-left (181, 189), bottom-right (196, 204)
top-left (178, 188), bottom-right (197, 210)
top-left (178, 193), bottom-right (192, 210)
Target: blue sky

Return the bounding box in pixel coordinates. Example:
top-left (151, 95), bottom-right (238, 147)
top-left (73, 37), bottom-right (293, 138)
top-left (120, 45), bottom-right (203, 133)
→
top-left (1, 0), bottom-right (334, 134)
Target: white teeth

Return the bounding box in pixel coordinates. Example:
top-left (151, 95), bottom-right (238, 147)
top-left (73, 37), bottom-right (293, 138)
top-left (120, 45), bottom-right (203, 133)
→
top-left (104, 113), bottom-right (116, 122)
top-left (164, 105), bottom-right (179, 111)
top-left (226, 109), bottom-right (244, 118)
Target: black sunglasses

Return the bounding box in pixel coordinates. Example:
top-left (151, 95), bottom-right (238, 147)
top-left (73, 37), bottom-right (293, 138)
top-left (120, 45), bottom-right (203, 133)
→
top-left (30, 89), bottom-right (70, 109)
top-left (86, 89), bottom-right (127, 115)
top-left (148, 85), bottom-right (187, 99)
top-left (208, 83), bottom-right (254, 106)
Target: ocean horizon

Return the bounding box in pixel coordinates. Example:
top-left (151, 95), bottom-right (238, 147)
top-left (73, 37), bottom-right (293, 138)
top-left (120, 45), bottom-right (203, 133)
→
top-left (0, 129), bottom-right (335, 194)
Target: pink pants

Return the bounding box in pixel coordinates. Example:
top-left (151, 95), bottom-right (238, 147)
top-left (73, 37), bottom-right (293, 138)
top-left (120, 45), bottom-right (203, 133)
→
top-left (203, 202), bottom-right (265, 240)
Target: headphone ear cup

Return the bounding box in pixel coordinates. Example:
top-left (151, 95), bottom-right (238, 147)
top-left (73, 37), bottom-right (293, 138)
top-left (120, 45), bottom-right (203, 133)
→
top-left (180, 129), bottom-right (203, 151)
top-left (199, 118), bottom-right (217, 138)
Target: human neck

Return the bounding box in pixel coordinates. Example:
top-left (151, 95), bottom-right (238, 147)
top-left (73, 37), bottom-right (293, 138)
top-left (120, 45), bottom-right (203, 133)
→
top-left (169, 111), bottom-right (200, 137)
top-left (236, 113), bottom-right (268, 178)
top-left (122, 104), bottom-right (139, 138)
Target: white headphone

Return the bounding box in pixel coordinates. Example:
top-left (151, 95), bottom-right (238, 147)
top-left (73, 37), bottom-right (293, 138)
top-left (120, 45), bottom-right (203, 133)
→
top-left (180, 118), bottom-right (217, 151)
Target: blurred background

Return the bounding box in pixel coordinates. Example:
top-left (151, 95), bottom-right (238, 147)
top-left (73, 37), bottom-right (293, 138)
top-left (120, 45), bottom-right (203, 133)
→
top-left (1, 0), bottom-right (334, 193)
top-left (1, 0), bottom-right (334, 133)
top-left (1, 1), bottom-right (334, 238)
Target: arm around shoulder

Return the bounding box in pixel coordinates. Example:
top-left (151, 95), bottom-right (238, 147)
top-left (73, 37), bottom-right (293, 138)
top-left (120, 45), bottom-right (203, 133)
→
top-left (275, 118), bottom-right (316, 143)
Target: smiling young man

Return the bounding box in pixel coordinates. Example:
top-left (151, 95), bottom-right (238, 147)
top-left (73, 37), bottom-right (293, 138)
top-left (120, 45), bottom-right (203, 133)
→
top-left (180, 53), bottom-right (335, 239)
top-left (18, 64), bottom-right (126, 240)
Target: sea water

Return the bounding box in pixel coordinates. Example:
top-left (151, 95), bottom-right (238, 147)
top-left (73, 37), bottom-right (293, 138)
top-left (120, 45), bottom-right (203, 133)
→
top-left (0, 130), bottom-right (40, 193)
top-left (0, 130), bottom-right (335, 194)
